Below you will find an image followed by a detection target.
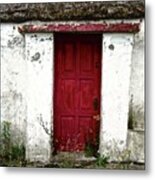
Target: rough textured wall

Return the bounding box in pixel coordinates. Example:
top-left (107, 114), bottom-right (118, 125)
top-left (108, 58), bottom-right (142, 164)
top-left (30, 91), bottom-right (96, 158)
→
top-left (127, 130), bottom-right (144, 162)
top-left (0, 19), bottom-right (144, 163)
top-left (127, 20), bottom-right (145, 163)
top-left (0, 23), bottom-right (53, 162)
top-left (129, 20), bottom-right (144, 130)
top-left (100, 34), bottom-right (134, 161)
top-left (0, 24), bottom-right (26, 145)
top-left (0, 1), bottom-right (144, 22)
top-left (25, 33), bottom-right (53, 163)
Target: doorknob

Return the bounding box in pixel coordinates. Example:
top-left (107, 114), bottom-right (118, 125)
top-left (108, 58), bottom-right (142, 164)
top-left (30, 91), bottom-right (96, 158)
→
top-left (93, 97), bottom-right (99, 111)
top-left (92, 114), bottom-right (100, 121)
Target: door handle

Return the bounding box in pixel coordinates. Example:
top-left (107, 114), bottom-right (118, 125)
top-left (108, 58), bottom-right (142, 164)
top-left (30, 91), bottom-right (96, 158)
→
top-left (93, 97), bottom-right (99, 111)
top-left (92, 114), bottom-right (100, 121)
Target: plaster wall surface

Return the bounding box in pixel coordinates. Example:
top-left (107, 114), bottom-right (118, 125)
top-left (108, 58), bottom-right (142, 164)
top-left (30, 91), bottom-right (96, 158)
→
top-left (25, 33), bottom-right (53, 163)
top-left (129, 20), bottom-right (144, 130)
top-left (0, 20), bottom-right (144, 163)
top-left (127, 20), bottom-right (145, 163)
top-left (1, 24), bottom-right (26, 145)
top-left (100, 33), bottom-right (134, 161)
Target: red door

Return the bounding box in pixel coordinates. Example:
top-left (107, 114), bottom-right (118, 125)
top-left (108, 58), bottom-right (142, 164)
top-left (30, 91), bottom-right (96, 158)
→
top-left (54, 34), bottom-right (102, 152)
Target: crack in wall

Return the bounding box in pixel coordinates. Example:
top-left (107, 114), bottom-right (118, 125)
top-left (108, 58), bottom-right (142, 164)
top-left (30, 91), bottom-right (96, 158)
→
top-left (37, 114), bottom-right (51, 136)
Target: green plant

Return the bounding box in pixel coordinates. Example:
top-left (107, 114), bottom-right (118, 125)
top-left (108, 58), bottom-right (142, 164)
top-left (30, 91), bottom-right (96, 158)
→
top-left (10, 144), bottom-right (25, 161)
top-left (85, 142), bottom-right (96, 157)
top-left (95, 155), bottom-right (109, 168)
top-left (0, 121), bottom-right (11, 160)
top-left (59, 158), bottom-right (75, 168)
top-left (0, 121), bottom-right (25, 166)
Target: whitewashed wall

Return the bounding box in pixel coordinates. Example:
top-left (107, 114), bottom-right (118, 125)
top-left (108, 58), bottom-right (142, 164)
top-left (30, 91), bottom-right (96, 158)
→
top-left (129, 20), bottom-right (145, 130)
top-left (1, 24), bottom-right (26, 145)
top-left (25, 33), bottom-right (53, 163)
top-left (127, 20), bottom-right (145, 162)
top-left (0, 20), bottom-right (144, 163)
top-left (100, 34), bottom-right (134, 161)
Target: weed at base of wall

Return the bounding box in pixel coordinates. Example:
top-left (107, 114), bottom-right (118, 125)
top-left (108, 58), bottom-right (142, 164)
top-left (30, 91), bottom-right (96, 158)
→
top-left (0, 121), bottom-right (26, 167)
top-left (95, 155), bottom-right (109, 168)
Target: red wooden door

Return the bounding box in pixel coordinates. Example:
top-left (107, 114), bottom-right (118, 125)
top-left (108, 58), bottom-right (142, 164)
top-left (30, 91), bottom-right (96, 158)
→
top-left (54, 34), bottom-right (102, 152)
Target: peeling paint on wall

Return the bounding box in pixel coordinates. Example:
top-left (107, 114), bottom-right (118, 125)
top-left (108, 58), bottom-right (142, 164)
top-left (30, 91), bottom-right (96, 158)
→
top-left (1, 24), bottom-right (26, 145)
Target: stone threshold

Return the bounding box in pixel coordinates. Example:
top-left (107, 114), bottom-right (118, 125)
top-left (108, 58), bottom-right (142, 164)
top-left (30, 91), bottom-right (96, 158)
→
top-left (51, 152), bottom-right (96, 162)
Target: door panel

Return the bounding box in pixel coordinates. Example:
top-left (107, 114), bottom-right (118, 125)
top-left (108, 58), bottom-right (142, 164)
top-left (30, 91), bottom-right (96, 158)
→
top-left (60, 79), bottom-right (76, 113)
top-left (54, 34), bottom-right (102, 152)
top-left (79, 43), bottom-right (94, 74)
top-left (79, 80), bottom-right (94, 112)
top-left (63, 42), bottom-right (76, 76)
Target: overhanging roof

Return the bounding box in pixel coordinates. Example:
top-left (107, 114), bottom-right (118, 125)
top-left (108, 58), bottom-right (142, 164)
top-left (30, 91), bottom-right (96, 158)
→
top-left (0, 1), bottom-right (145, 23)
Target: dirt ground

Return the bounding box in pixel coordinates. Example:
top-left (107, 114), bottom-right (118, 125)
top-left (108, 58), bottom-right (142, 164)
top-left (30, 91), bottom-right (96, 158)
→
top-left (0, 152), bottom-right (145, 170)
